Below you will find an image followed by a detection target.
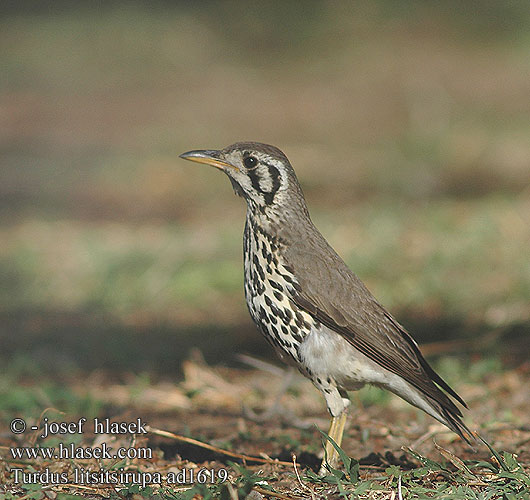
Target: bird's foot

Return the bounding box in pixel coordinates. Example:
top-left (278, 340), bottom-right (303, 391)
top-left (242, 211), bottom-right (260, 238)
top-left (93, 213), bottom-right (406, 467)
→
top-left (318, 459), bottom-right (337, 477)
top-left (318, 411), bottom-right (348, 476)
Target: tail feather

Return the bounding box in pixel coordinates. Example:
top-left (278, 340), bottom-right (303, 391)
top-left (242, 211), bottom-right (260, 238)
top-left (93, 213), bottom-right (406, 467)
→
top-left (425, 393), bottom-right (475, 445)
top-left (420, 357), bottom-right (468, 409)
top-left (441, 405), bottom-right (475, 444)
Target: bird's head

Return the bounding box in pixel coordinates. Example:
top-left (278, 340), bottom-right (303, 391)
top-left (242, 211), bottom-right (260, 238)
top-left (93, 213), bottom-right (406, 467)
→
top-left (180, 142), bottom-right (307, 214)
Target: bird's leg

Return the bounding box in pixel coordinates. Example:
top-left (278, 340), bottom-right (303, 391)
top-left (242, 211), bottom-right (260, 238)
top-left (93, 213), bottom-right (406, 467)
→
top-left (319, 410), bottom-right (348, 475)
top-left (335, 410), bottom-right (347, 448)
top-left (323, 415), bottom-right (339, 466)
top-left (318, 385), bottom-right (351, 475)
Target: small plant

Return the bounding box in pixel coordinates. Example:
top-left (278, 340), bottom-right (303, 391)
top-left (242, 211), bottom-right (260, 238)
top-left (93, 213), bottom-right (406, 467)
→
top-left (301, 429), bottom-right (530, 499)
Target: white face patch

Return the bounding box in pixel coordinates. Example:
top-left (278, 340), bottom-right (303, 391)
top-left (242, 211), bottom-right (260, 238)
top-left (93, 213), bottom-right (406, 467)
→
top-left (220, 148), bottom-right (294, 208)
top-left (258, 171), bottom-right (274, 193)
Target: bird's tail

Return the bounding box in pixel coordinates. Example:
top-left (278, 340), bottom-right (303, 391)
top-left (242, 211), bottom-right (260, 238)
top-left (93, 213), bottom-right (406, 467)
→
top-left (417, 357), bottom-right (476, 444)
top-left (429, 396), bottom-right (475, 445)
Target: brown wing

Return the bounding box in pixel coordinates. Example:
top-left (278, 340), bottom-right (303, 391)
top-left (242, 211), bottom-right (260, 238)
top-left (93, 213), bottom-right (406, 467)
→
top-left (282, 230), bottom-right (470, 438)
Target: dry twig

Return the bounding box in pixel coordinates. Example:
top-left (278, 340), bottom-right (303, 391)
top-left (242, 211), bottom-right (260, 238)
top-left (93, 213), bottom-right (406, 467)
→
top-left (292, 454), bottom-right (315, 500)
top-left (147, 426), bottom-right (292, 467)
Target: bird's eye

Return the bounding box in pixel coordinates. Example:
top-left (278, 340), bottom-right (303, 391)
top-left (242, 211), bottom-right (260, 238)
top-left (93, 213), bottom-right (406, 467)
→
top-left (243, 156), bottom-right (258, 168)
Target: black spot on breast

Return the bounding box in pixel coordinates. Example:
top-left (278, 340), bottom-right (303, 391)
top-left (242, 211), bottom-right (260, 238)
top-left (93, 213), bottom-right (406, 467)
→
top-left (295, 311), bottom-right (305, 327)
top-left (269, 302), bottom-right (284, 321)
top-left (252, 255), bottom-right (265, 281)
top-left (273, 291), bottom-right (283, 301)
top-left (259, 306), bottom-right (269, 323)
top-left (281, 273), bottom-right (293, 283)
top-left (256, 265), bottom-right (265, 281)
top-left (283, 264), bottom-right (294, 274)
top-left (269, 279), bottom-right (283, 291)
top-left (243, 230), bottom-right (248, 254)
top-left (292, 332), bottom-right (303, 343)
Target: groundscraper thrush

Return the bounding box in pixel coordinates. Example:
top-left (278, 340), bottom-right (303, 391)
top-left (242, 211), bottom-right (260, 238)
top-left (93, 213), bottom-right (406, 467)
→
top-left (180, 142), bottom-right (473, 472)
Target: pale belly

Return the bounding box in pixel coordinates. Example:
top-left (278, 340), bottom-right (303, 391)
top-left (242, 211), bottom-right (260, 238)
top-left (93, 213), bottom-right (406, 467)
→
top-left (298, 326), bottom-right (380, 390)
top-left (298, 325), bottom-right (446, 423)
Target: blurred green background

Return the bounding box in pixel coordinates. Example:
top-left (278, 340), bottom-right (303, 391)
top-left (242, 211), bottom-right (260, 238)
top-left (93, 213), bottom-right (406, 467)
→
top-left (1, 1), bottom-right (529, 374)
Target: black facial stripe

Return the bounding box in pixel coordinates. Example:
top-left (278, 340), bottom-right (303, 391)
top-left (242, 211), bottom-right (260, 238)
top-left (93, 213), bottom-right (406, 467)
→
top-left (245, 159), bottom-right (282, 205)
top-left (247, 167), bottom-right (263, 194)
top-left (267, 164), bottom-right (281, 202)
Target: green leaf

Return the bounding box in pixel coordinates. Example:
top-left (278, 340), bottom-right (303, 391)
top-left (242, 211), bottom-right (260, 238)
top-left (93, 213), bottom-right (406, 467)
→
top-left (21, 484), bottom-right (42, 492)
top-left (476, 435), bottom-right (510, 472)
top-left (502, 451), bottom-right (522, 472)
top-left (318, 427), bottom-right (359, 482)
top-left (141, 486), bottom-right (154, 497)
top-left (405, 447), bottom-right (446, 471)
top-left (385, 465), bottom-right (401, 477)
top-left (473, 460), bottom-right (498, 471)
top-left (353, 480), bottom-right (374, 494)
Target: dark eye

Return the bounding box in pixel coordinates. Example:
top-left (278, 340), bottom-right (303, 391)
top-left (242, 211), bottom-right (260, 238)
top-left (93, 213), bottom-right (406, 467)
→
top-left (243, 156), bottom-right (258, 168)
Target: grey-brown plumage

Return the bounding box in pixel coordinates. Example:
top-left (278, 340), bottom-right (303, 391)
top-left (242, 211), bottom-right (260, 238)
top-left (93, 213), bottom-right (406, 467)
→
top-left (180, 142), bottom-right (473, 470)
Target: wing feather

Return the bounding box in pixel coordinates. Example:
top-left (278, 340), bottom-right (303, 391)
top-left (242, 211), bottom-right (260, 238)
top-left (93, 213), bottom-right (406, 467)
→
top-left (282, 232), bottom-right (472, 442)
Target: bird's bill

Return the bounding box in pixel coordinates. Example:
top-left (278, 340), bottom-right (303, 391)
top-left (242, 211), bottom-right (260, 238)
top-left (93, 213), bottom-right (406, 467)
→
top-left (179, 150), bottom-right (238, 171)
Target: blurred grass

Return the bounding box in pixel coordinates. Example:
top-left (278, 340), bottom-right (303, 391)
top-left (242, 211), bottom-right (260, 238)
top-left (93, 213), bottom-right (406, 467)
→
top-left (1, 196), bottom-right (528, 328)
top-left (1, 2), bottom-right (530, 370)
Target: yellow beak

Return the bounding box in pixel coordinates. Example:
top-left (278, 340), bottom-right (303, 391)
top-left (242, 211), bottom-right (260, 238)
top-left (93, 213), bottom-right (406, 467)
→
top-left (179, 150), bottom-right (239, 171)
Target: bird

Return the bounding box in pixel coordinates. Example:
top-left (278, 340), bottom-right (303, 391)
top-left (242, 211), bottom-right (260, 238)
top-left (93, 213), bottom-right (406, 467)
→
top-left (180, 142), bottom-right (473, 472)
